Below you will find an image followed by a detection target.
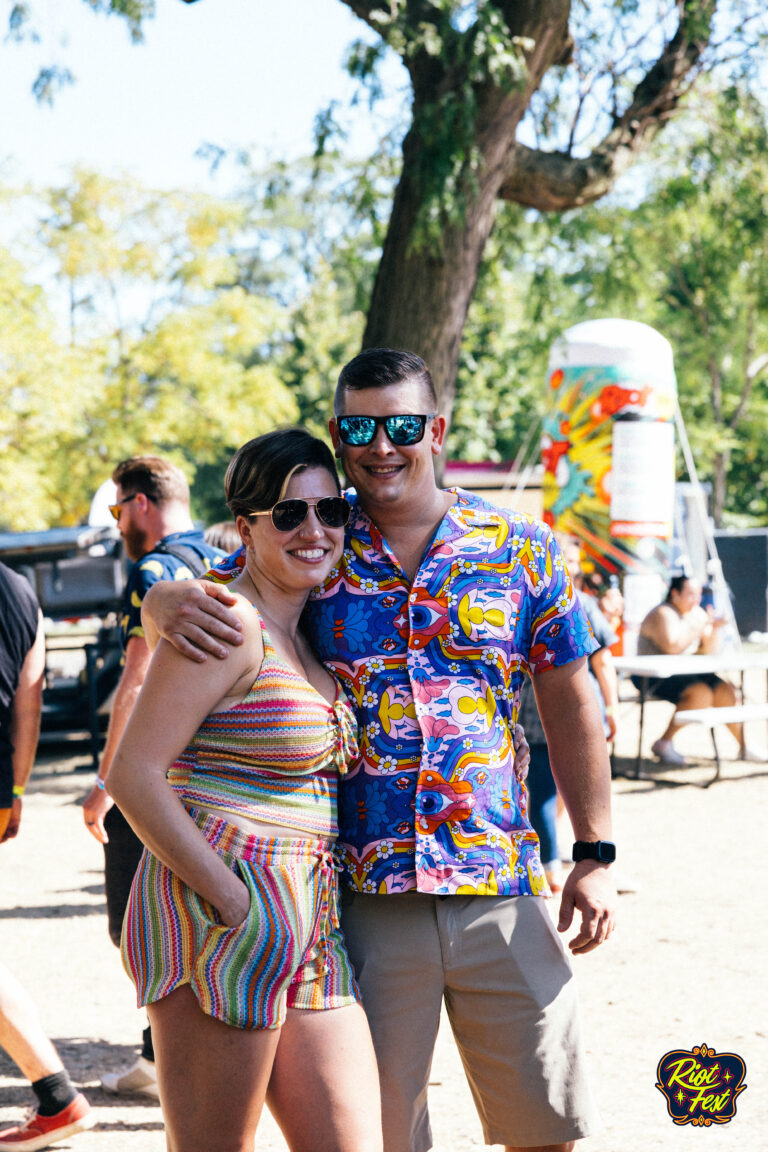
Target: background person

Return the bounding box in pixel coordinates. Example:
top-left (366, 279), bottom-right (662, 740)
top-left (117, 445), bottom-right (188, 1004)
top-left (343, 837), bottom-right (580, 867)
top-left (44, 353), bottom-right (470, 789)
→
top-left (0, 965), bottom-right (94, 1152)
top-left (518, 540), bottom-right (619, 893)
top-left (1, 561), bottom-right (45, 846)
top-left (0, 564), bottom-right (93, 1150)
top-left (597, 583), bottom-right (624, 655)
top-left (560, 540), bottom-right (620, 744)
top-left (108, 430), bottom-right (381, 1152)
top-left (635, 574), bottom-right (750, 766)
top-left (516, 681), bottom-right (563, 890)
top-left (81, 455), bottom-right (225, 1098)
top-left (203, 519), bottom-right (241, 553)
top-left (143, 348), bottom-right (616, 1152)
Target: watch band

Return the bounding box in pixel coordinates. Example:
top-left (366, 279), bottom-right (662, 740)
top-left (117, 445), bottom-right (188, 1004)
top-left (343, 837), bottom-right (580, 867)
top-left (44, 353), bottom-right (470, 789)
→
top-left (572, 840), bottom-right (616, 863)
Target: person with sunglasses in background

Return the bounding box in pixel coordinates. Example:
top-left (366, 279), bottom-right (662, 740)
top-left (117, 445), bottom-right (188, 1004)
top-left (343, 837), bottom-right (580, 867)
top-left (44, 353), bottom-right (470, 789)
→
top-left (144, 348), bottom-right (614, 1152)
top-left (107, 430), bottom-right (382, 1152)
top-left (82, 456), bottom-right (225, 1101)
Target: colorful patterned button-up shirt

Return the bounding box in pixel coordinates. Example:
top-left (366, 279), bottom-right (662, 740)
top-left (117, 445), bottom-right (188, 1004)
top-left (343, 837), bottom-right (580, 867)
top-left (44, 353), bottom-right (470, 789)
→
top-left (208, 488), bottom-right (596, 897)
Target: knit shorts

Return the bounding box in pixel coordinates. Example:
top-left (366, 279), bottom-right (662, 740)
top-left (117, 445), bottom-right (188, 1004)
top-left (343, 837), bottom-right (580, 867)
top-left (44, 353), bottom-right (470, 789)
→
top-left (121, 808), bottom-right (361, 1029)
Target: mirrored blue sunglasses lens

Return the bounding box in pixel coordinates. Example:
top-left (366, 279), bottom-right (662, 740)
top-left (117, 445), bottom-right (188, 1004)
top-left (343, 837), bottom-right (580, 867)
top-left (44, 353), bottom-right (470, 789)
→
top-left (338, 417), bottom-right (376, 445)
top-left (337, 415), bottom-right (428, 446)
top-left (385, 415), bottom-right (426, 445)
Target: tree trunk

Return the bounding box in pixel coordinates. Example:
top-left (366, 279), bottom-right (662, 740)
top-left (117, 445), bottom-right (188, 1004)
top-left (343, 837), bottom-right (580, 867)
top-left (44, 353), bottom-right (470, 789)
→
top-left (352, 0), bottom-right (715, 482)
top-left (362, 122), bottom-right (512, 439)
top-left (362, 7), bottom-right (572, 469)
top-left (712, 447), bottom-right (728, 528)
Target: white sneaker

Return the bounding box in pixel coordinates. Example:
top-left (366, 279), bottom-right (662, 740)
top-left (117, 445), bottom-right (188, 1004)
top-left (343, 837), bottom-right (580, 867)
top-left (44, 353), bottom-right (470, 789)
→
top-left (742, 746), bottom-right (767, 763)
top-left (651, 739), bottom-right (687, 766)
top-left (101, 1055), bottom-right (159, 1098)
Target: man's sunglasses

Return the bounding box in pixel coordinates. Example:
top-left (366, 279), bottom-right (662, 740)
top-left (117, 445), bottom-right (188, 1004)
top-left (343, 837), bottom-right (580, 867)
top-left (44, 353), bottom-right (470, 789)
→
top-left (336, 413), bottom-right (436, 447)
top-left (250, 496), bottom-right (350, 533)
top-left (109, 493), bottom-right (139, 521)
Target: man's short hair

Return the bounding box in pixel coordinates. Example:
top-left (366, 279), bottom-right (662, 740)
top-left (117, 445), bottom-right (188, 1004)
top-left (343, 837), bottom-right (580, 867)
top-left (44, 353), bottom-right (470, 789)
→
top-left (111, 456), bottom-right (190, 506)
top-left (334, 348), bottom-right (438, 413)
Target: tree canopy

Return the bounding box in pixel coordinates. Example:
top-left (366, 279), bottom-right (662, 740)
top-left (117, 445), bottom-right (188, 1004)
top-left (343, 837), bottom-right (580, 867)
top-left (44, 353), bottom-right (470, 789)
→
top-left (329, 0), bottom-right (767, 425)
top-left (11, 1), bottom-right (765, 417)
top-left (3, 2), bottom-right (768, 530)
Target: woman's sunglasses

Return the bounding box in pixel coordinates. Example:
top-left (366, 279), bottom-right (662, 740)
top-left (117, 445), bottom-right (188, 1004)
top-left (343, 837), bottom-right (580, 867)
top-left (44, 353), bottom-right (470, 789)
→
top-left (250, 496), bottom-right (350, 533)
top-left (336, 413), bottom-right (436, 447)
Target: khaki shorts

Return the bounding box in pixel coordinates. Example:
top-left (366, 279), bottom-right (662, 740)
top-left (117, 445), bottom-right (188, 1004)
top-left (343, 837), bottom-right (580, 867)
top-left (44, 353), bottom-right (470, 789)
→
top-left (340, 890), bottom-right (600, 1151)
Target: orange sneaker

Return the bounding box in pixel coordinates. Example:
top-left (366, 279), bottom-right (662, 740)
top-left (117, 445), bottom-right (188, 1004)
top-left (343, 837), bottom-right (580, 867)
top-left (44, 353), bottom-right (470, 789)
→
top-left (0, 1094), bottom-right (94, 1151)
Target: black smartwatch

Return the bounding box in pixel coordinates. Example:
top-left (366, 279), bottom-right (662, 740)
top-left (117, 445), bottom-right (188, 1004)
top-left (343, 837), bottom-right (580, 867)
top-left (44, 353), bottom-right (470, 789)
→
top-left (572, 840), bottom-right (616, 863)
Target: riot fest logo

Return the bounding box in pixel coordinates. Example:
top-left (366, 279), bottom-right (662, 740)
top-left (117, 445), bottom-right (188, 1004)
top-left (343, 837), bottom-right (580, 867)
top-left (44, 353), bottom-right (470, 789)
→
top-left (656, 1044), bottom-right (747, 1127)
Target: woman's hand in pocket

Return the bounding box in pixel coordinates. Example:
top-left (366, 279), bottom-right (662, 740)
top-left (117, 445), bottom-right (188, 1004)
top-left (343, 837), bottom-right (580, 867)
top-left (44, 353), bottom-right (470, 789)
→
top-left (216, 875), bottom-right (251, 928)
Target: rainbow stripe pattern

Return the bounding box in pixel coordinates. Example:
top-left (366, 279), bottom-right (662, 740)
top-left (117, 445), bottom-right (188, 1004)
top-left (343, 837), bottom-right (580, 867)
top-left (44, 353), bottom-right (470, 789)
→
top-left (168, 616), bottom-right (358, 839)
top-left (121, 808), bottom-right (361, 1028)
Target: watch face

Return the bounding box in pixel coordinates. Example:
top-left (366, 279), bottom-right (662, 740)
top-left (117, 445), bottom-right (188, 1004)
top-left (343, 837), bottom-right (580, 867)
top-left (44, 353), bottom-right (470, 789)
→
top-left (573, 840), bottom-right (616, 863)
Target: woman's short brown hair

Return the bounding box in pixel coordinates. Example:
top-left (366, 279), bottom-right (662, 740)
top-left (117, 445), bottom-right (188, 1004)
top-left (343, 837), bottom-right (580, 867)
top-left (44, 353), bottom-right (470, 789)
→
top-left (224, 429), bottom-right (340, 520)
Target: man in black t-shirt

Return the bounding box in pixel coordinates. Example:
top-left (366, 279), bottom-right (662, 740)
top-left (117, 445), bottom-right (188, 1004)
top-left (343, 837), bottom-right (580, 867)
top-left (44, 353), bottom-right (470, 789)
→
top-left (0, 562), bottom-right (95, 1148)
top-left (0, 561), bottom-right (44, 842)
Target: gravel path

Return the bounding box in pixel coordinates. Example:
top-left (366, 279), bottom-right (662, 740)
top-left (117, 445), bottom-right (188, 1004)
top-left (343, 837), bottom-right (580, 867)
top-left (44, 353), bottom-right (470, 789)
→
top-left (2, 694), bottom-right (767, 1150)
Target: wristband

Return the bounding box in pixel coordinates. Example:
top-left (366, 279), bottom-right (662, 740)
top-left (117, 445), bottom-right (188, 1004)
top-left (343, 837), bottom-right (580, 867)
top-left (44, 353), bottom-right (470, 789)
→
top-left (94, 777), bottom-right (107, 791)
top-left (12, 784), bottom-right (25, 798)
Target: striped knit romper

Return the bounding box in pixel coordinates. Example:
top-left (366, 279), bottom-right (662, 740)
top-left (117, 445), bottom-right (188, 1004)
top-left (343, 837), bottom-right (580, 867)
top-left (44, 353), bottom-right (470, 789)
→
top-left (121, 613), bottom-right (361, 1029)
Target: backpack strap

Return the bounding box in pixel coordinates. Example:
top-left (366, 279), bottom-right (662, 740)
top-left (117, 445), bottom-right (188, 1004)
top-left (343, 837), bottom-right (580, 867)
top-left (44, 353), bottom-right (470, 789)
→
top-left (150, 541), bottom-right (212, 578)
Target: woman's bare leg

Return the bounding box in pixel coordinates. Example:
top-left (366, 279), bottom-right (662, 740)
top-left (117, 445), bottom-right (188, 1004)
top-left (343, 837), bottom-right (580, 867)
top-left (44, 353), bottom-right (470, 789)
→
top-left (662, 682), bottom-right (715, 741)
top-left (663, 680), bottom-right (742, 746)
top-left (268, 1003), bottom-right (382, 1152)
top-left (711, 679), bottom-right (742, 745)
top-left (148, 985), bottom-right (281, 1152)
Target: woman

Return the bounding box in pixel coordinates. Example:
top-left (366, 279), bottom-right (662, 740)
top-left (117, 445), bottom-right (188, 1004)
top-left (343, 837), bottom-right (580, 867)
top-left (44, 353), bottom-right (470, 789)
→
top-left (635, 574), bottom-right (739, 766)
top-left (108, 429), bottom-right (382, 1152)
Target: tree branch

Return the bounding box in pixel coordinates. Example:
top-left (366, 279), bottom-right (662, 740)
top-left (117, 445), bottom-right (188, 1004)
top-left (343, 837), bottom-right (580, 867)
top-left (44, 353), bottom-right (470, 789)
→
top-left (499, 0), bottom-right (717, 210)
top-left (336, 0), bottom-right (393, 34)
top-left (338, 0), bottom-right (444, 43)
top-left (496, 0), bottom-right (574, 66)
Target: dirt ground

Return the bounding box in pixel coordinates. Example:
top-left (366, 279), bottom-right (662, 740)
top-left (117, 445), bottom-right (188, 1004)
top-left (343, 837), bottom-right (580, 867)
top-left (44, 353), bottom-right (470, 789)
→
top-left (2, 684), bottom-right (767, 1151)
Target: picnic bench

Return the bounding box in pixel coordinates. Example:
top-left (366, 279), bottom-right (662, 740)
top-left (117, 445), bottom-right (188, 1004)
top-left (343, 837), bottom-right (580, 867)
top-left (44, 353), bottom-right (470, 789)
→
top-left (674, 702), bottom-right (768, 785)
top-left (613, 651), bottom-right (768, 785)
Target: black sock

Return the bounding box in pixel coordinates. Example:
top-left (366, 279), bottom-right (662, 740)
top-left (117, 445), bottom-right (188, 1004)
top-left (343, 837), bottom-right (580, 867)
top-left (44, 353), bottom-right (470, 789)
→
top-left (31, 1071), bottom-right (77, 1117)
top-left (141, 1023), bottom-right (154, 1063)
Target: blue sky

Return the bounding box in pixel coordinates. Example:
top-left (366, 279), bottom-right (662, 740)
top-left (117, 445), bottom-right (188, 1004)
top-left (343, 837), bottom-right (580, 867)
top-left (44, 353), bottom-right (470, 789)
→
top-left (1, 0), bottom-right (405, 193)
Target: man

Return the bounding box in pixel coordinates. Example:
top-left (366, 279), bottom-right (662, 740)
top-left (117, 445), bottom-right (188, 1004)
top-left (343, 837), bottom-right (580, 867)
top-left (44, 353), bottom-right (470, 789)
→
top-left (144, 350), bottom-right (616, 1152)
top-left (81, 456), bottom-right (224, 1098)
top-left (1, 562), bottom-right (94, 1149)
top-left (0, 562), bottom-right (45, 848)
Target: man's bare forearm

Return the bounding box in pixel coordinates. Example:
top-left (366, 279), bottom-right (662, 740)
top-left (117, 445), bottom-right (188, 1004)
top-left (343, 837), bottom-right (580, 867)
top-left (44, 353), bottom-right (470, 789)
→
top-left (141, 579), bottom-right (243, 661)
top-left (532, 658), bottom-right (612, 840)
